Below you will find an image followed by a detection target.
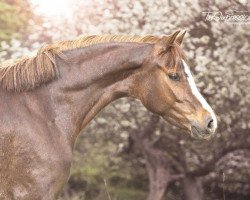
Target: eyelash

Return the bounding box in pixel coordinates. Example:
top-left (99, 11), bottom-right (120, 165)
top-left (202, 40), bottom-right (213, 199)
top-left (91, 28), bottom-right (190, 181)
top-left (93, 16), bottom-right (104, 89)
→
top-left (168, 73), bottom-right (180, 81)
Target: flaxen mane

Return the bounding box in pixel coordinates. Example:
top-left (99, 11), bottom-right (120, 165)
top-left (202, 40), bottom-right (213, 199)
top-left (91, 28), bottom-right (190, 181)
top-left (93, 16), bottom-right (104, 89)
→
top-left (0, 35), bottom-right (182, 92)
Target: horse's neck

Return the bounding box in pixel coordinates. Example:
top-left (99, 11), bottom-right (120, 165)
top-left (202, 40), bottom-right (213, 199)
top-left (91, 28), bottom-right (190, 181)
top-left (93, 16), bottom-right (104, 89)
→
top-left (52, 42), bottom-right (153, 144)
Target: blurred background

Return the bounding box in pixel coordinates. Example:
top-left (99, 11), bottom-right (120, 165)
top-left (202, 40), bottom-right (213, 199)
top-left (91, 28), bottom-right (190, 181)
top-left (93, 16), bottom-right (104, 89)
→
top-left (0, 0), bottom-right (250, 199)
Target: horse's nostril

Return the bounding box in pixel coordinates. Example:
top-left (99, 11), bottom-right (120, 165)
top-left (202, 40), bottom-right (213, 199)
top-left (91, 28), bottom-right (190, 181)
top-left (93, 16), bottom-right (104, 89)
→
top-left (207, 119), bottom-right (214, 129)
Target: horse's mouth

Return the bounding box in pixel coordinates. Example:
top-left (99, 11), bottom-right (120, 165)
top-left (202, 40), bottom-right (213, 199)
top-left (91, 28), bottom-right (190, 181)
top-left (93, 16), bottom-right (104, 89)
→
top-left (191, 125), bottom-right (214, 140)
top-left (161, 114), bottom-right (215, 140)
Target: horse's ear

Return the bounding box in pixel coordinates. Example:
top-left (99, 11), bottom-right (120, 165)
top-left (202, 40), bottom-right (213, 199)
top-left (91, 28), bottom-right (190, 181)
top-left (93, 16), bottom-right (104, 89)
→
top-left (166, 30), bottom-right (181, 45)
top-left (156, 30), bottom-right (181, 50)
top-left (176, 31), bottom-right (186, 45)
top-left (154, 31), bottom-right (180, 67)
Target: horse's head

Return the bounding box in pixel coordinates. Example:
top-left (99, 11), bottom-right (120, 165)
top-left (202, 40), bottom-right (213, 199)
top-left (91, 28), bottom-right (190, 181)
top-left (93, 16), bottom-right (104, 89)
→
top-left (134, 31), bottom-right (217, 139)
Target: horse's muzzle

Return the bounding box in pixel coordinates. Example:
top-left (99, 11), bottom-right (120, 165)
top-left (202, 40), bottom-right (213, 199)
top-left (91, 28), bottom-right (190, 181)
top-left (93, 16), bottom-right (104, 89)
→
top-left (191, 116), bottom-right (216, 139)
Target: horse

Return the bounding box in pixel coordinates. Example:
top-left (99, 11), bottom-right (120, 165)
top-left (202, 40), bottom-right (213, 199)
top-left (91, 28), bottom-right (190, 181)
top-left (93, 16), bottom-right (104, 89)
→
top-left (0, 31), bottom-right (217, 199)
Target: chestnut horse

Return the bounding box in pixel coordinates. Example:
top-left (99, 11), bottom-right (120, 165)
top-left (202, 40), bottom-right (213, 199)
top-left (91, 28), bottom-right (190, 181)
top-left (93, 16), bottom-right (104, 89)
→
top-left (0, 31), bottom-right (217, 199)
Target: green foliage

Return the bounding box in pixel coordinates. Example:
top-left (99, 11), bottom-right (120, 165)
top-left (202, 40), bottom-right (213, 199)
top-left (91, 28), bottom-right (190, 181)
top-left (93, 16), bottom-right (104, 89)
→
top-left (0, 0), bottom-right (30, 42)
top-left (109, 187), bottom-right (147, 200)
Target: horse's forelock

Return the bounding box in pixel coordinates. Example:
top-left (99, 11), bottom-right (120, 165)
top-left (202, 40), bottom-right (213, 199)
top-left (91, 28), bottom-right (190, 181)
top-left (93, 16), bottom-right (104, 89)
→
top-left (154, 43), bottom-right (187, 73)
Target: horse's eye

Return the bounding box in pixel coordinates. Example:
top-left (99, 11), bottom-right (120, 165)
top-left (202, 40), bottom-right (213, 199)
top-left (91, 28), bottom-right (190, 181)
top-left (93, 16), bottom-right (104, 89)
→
top-left (168, 73), bottom-right (180, 81)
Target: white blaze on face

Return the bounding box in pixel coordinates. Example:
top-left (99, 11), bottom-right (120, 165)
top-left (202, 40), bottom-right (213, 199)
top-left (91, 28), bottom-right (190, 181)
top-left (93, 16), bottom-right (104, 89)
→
top-left (182, 60), bottom-right (217, 130)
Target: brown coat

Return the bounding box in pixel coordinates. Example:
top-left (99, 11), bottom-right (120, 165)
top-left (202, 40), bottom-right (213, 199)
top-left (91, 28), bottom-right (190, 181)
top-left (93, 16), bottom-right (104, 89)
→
top-left (0, 32), bottom-right (217, 199)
